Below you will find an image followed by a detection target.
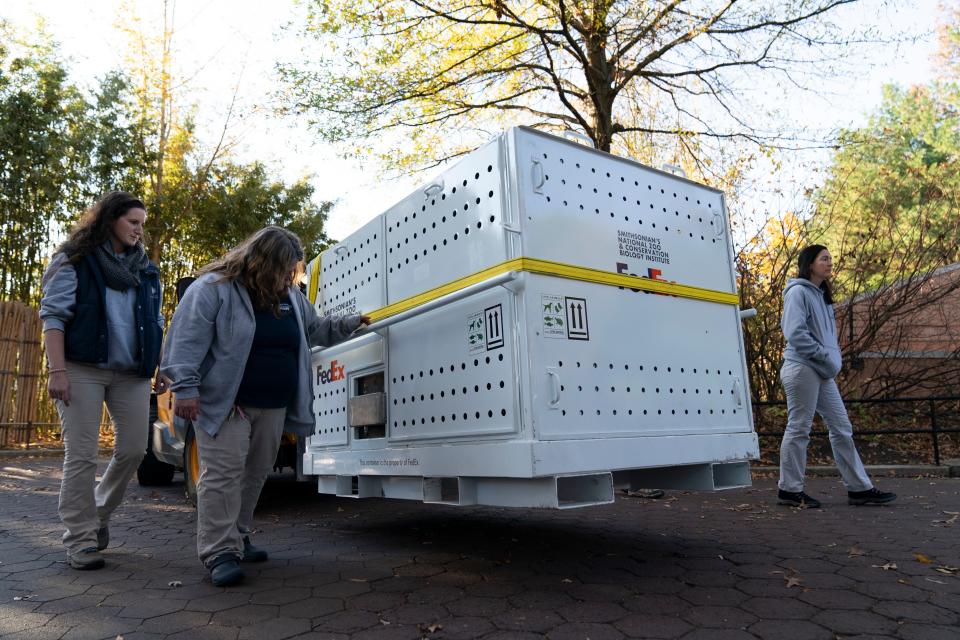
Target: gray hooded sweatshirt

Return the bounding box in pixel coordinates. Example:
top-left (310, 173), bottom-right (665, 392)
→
top-left (781, 278), bottom-right (842, 380)
top-left (160, 272), bottom-right (363, 437)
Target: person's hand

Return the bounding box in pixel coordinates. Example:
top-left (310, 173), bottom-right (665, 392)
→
top-left (153, 375), bottom-right (170, 394)
top-left (48, 371), bottom-right (71, 406)
top-left (174, 396), bottom-right (200, 421)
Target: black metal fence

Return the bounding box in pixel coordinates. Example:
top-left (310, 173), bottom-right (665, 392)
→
top-left (753, 396), bottom-right (960, 466)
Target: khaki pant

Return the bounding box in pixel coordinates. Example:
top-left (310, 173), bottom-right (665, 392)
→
top-left (56, 363), bottom-right (150, 553)
top-left (195, 406), bottom-right (285, 566)
top-left (778, 360), bottom-right (872, 493)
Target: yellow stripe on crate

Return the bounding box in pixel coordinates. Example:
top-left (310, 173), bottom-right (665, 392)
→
top-left (307, 258), bottom-right (321, 305)
top-left (364, 258), bottom-right (739, 323)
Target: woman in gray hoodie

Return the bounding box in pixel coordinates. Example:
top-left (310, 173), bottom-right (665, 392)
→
top-left (778, 244), bottom-right (895, 509)
top-left (160, 226), bottom-right (368, 586)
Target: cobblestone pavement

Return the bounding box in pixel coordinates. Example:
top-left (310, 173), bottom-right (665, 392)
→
top-left (1, 457), bottom-right (958, 640)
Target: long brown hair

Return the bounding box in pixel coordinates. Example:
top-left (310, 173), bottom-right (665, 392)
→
top-left (58, 191), bottom-right (147, 262)
top-left (200, 226), bottom-right (305, 313)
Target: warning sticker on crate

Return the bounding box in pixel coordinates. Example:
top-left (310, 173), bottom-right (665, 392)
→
top-left (467, 311), bottom-right (485, 354)
top-left (484, 304), bottom-right (505, 351)
top-left (541, 295), bottom-right (566, 339)
top-left (565, 297), bottom-right (589, 340)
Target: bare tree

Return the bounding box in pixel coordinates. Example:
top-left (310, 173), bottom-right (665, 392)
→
top-left (280, 0), bottom-right (885, 171)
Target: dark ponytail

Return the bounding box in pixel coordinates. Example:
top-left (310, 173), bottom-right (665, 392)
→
top-left (797, 244), bottom-right (833, 304)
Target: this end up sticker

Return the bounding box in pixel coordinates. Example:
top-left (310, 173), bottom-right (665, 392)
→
top-left (565, 297), bottom-right (589, 340)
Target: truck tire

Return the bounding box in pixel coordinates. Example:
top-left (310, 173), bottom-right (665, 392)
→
top-left (183, 424), bottom-right (199, 506)
top-left (137, 399), bottom-right (175, 486)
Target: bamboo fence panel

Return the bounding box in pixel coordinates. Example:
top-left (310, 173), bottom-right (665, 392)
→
top-left (0, 301), bottom-right (114, 448)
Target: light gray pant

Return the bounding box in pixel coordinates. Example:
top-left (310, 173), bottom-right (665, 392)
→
top-left (778, 360), bottom-right (872, 493)
top-left (56, 363), bottom-right (150, 553)
top-left (195, 406), bottom-right (285, 566)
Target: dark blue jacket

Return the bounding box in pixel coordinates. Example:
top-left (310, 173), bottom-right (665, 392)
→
top-left (64, 254), bottom-right (163, 378)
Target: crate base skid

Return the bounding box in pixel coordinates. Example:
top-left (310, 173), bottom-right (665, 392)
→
top-left (312, 464), bottom-right (751, 509)
top-left (305, 433), bottom-right (756, 509)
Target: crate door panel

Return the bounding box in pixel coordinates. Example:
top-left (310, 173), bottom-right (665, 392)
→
top-left (387, 288), bottom-right (520, 442)
top-left (526, 275), bottom-right (751, 441)
top-left (513, 129), bottom-right (735, 295)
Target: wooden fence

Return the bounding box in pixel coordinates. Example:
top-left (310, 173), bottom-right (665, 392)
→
top-left (0, 301), bottom-right (60, 447)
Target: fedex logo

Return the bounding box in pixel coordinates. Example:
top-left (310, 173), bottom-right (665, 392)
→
top-left (616, 262), bottom-right (675, 296)
top-left (317, 360), bottom-right (345, 385)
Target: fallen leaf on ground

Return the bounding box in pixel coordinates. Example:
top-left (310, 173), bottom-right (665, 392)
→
top-left (379, 618), bottom-right (391, 626)
top-left (561, 578), bottom-right (573, 583)
top-left (871, 563), bottom-right (897, 571)
top-left (934, 566), bottom-right (957, 575)
top-left (915, 553), bottom-right (934, 565)
top-left (13, 595), bottom-right (35, 601)
top-left (349, 578), bottom-right (367, 583)
top-left (419, 623), bottom-right (443, 633)
top-left (848, 546), bottom-right (866, 557)
top-left (785, 576), bottom-right (803, 588)
top-left (167, 581), bottom-right (182, 587)
top-left (926, 577), bottom-right (947, 585)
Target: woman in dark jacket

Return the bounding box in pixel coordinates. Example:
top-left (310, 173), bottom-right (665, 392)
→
top-left (39, 191), bottom-right (164, 570)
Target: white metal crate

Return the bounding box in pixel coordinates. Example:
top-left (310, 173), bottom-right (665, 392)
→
top-left (304, 127), bottom-right (758, 509)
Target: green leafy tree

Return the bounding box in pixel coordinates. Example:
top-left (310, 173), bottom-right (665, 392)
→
top-left (0, 22), bottom-right (92, 304)
top-left (811, 83), bottom-right (960, 293)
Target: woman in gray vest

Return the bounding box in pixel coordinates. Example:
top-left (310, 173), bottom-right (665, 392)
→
top-left (39, 191), bottom-right (165, 570)
top-left (777, 244), bottom-right (896, 509)
top-left (160, 226), bottom-right (368, 587)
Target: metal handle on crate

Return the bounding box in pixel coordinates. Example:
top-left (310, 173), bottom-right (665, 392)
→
top-left (333, 245), bottom-right (349, 256)
top-left (546, 368), bottom-right (561, 408)
top-left (561, 130), bottom-right (595, 147)
top-left (424, 181), bottom-right (444, 198)
top-left (732, 378), bottom-right (742, 408)
top-left (739, 308), bottom-right (757, 320)
top-left (713, 210), bottom-right (724, 237)
top-left (531, 158), bottom-right (545, 194)
top-left (310, 270), bottom-right (520, 357)
top-left (661, 163), bottom-right (686, 178)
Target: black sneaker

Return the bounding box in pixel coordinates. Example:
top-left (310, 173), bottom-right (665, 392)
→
top-left (209, 554), bottom-right (245, 587)
top-left (241, 536), bottom-right (268, 562)
top-left (848, 488), bottom-right (897, 506)
top-left (777, 489), bottom-right (821, 509)
top-left (67, 547), bottom-right (105, 570)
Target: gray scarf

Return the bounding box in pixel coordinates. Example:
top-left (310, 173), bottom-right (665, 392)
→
top-left (95, 243), bottom-right (149, 290)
